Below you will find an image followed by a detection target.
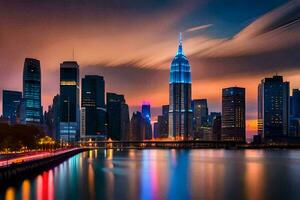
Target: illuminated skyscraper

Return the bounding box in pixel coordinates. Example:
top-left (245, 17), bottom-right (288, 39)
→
top-left (22, 58), bottom-right (42, 124)
top-left (222, 87), bottom-right (246, 142)
top-left (258, 75), bottom-right (289, 140)
top-left (168, 33), bottom-right (192, 140)
top-left (59, 61), bottom-right (80, 142)
top-left (142, 102), bottom-right (152, 140)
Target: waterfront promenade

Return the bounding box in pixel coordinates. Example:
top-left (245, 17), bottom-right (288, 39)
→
top-left (0, 148), bottom-right (84, 169)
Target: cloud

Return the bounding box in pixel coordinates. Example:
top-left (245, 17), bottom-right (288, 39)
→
top-left (0, 0), bottom-right (299, 138)
top-left (187, 0), bottom-right (300, 80)
top-left (185, 24), bottom-right (213, 33)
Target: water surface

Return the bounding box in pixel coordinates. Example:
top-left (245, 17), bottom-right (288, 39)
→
top-left (2, 149), bottom-right (300, 200)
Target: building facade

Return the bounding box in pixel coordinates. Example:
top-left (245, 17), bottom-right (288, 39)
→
top-left (81, 75), bottom-right (106, 139)
top-left (290, 89), bottom-right (300, 137)
top-left (2, 90), bottom-right (22, 123)
top-left (59, 61), bottom-right (80, 142)
top-left (290, 89), bottom-right (300, 118)
top-left (130, 111), bottom-right (146, 141)
top-left (168, 33), bottom-right (192, 140)
top-left (192, 99), bottom-right (208, 138)
top-left (22, 58), bottom-right (42, 124)
top-left (222, 87), bottom-right (246, 142)
top-left (142, 102), bottom-right (152, 140)
top-left (258, 75), bottom-right (289, 140)
top-left (107, 93), bottom-right (130, 140)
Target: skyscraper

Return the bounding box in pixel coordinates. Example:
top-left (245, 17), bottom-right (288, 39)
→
top-left (222, 87), bottom-right (246, 142)
top-left (290, 89), bottom-right (300, 118)
top-left (153, 122), bottom-right (159, 139)
top-left (59, 61), bottom-right (80, 142)
top-left (212, 115), bottom-right (221, 141)
top-left (130, 111), bottom-right (146, 141)
top-left (155, 105), bottom-right (169, 139)
top-left (2, 90), bottom-right (22, 123)
top-left (142, 102), bottom-right (152, 140)
top-left (192, 99), bottom-right (208, 138)
top-left (22, 58), bottom-right (42, 124)
top-left (81, 75), bottom-right (106, 139)
top-left (44, 94), bottom-right (61, 139)
top-left (120, 103), bottom-right (130, 140)
top-left (290, 89), bottom-right (300, 137)
top-left (161, 105), bottom-right (169, 138)
top-left (258, 75), bottom-right (289, 140)
top-left (169, 33), bottom-right (192, 140)
top-left (107, 93), bottom-right (130, 140)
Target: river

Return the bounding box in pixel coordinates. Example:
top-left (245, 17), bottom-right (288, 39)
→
top-left (2, 149), bottom-right (300, 200)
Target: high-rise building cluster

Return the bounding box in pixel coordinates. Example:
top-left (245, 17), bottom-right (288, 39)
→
top-left (1, 34), bottom-right (299, 144)
top-left (1, 59), bottom-right (131, 142)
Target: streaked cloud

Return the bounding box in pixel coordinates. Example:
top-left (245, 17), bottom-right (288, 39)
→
top-left (0, 0), bottom-right (297, 138)
top-left (185, 24), bottom-right (213, 33)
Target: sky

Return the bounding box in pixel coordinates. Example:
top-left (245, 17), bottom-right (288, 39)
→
top-left (0, 0), bottom-right (300, 138)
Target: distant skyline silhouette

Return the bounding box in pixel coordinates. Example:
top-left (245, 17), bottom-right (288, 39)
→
top-left (0, 0), bottom-right (299, 138)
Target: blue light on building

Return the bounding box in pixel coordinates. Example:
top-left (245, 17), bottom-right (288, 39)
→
top-left (169, 33), bottom-right (192, 140)
top-left (22, 58), bottom-right (42, 124)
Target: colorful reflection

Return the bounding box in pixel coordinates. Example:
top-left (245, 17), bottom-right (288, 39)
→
top-left (5, 187), bottom-right (15, 200)
top-left (21, 180), bottom-right (30, 200)
top-left (88, 163), bottom-right (95, 199)
top-left (3, 150), bottom-right (300, 199)
top-left (140, 150), bottom-right (159, 200)
top-left (36, 170), bottom-right (54, 200)
top-left (244, 150), bottom-right (265, 200)
top-left (190, 150), bottom-right (225, 199)
top-left (105, 149), bottom-right (115, 199)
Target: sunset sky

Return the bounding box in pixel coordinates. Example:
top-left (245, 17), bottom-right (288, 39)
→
top-left (0, 0), bottom-right (300, 138)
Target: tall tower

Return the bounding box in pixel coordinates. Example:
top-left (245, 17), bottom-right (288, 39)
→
top-left (59, 61), bottom-right (80, 142)
top-left (3, 90), bottom-right (22, 123)
top-left (221, 87), bottom-right (246, 142)
top-left (22, 58), bottom-right (42, 124)
top-left (81, 75), bottom-right (106, 138)
top-left (142, 102), bottom-right (152, 140)
top-left (107, 93), bottom-right (130, 140)
top-left (168, 33), bottom-right (192, 140)
top-left (258, 75), bottom-right (289, 141)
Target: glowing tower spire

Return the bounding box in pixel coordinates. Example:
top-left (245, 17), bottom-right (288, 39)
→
top-left (169, 33), bottom-right (192, 140)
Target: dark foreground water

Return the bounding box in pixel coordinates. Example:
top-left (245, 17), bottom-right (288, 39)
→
top-left (2, 149), bottom-right (300, 200)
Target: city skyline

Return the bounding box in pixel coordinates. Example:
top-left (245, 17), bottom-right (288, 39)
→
top-left (0, 0), bottom-right (300, 139)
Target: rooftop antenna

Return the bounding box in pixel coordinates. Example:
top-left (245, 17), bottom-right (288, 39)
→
top-left (179, 32), bottom-right (182, 46)
top-left (177, 32), bottom-right (183, 55)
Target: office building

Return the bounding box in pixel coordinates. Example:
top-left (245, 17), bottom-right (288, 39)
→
top-left (212, 115), bottom-right (221, 141)
top-left (192, 99), bottom-right (208, 138)
top-left (142, 102), bottom-right (152, 140)
top-left (81, 75), bottom-right (106, 139)
top-left (290, 89), bottom-right (300, 118)
top-left (258, 75), bottom-right (289, 140)
top-left (222, 87), bottom-right (246, 142)
top-left (130, 111), bottom-right (146, 141)
top-left (44, 95), bottom-right (60, 139)
top-left (2, 90), bottom-right (22, 123)
top-left (22, 58), bottom-right (42, 123)
top-left (169, 33), bottom-right (192, 140)
top-left (59, 61), bottom-right (80, 142)
top-left (153, 122), bottom-right (159, 139)
top-left (107, 93), bottom-right (130, 140)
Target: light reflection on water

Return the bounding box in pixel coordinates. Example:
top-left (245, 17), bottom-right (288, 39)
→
top-left (2, 149), bottom-right (300, 200)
